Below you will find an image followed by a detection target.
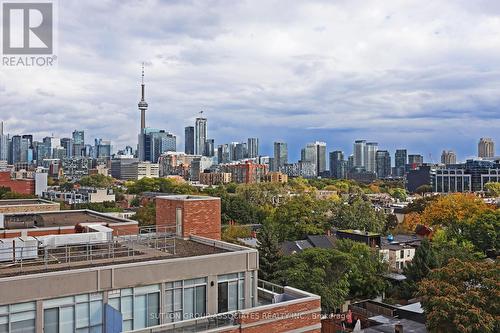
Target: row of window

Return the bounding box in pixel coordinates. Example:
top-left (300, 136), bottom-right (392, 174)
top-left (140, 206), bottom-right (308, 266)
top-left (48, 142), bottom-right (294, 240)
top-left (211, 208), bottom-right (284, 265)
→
top-left (0, 271), bottom-right (255, 333)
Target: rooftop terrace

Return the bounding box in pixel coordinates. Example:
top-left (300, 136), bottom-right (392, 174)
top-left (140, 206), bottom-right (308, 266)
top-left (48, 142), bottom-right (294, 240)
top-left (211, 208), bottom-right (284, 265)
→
top-left (0, 227), bottom-right (246, 278)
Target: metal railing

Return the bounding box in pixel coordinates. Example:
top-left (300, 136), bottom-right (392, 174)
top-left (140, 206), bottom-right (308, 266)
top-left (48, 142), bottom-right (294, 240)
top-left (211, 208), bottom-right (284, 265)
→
top-left (258, 279), bottom-right (284, 294)
top-left (0, 226), bottom-right (177, 276)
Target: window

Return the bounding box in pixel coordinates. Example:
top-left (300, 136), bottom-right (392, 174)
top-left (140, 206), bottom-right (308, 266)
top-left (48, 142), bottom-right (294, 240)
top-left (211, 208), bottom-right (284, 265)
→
top-left (165, 278), bottom-right (207, 323)
top-left (0, 302), bottom-right (36, 333)
top-left (108, 284), bottom-right (160, 330)
top-left (400, 250), bottom-right (404, 259)
top-left (43, 293), bottom-right (103, 333)
top-left (218, 273), bottom-right (245, 313)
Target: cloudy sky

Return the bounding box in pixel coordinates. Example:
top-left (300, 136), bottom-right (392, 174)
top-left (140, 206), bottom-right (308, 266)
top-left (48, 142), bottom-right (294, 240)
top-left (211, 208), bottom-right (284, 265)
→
top-left (1, 0), bottom-right (499, 162)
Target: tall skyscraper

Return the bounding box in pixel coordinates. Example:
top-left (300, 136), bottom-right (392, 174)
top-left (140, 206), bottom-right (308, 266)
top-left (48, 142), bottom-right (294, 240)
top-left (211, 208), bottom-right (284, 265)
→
top-left (247, 138), bottom-right (259, 158)
top-left (408, 154), bottom-right (424, 166)
top-left (72, 130), bottom-right (85, 157)
top-left (376, 150), bottom-right (391, 178)
top-left (137, 64), bottom-right (149, 161)
top-left (353, 140), bottom-right (366, 168)
top-left (478, 138), bottom-right (495, 158)
top-left (194, 117), bottom-right (207, 155)
top-left (302, 141), bottom-right (327, 176)
top-left (329, 151), bottom-right (346, 179)
top-left (0, 122), bottom-right (9, 161)
top-left (365, 142), bottom-right (378, 173)
top-left (204, 139), bottom-right (215, 157)
top-left (273, 142), bottom-right (288, 171)
top-left (184, 126), bottom-right (195, 154)
top-left (395, 149), bottom-right (407, 177)
top-left (138, 63), bottom-right (148, 133)
top-left (441, 150), bottom-right (457, 165)
top-left (217, 144), bottom-right (230, 164)
top-left (234, 142), bottom-right (247, 160)
top-left (61, 138), bottom-right (73, 158)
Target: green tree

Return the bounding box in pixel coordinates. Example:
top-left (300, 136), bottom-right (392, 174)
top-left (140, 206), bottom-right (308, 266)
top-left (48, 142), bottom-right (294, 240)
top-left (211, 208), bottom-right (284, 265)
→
top-left (131, 202), bottom-right (156, 226)
top-left (277, 248), bottom-right (351, 313)
top-left (445, 210), bottom-right (499, 254)
top-left (222, 224), bottom-right (252, 243)
top-left (418, 259), bottom-right (500, 333)
top-left (271, 195), bottom-right (330, 240)
top-left (414, 184), bottom-right (433, 195)
top-left (221, 194), bottom-right (262, 225)
top-left (401, 238), bottom-right (438, 298)
top-left (79, 174), bottom-right (114, 188)
top-left (389, 188), bottom-right (407, 201)
top-left (484, 182), bottom-right (500, 197)
top-left (335, 239), bottom-right (388, 299)
top-left (331, 198), bottom-right (386, 233)
top-left (257, 222), bottom-right (281, 282)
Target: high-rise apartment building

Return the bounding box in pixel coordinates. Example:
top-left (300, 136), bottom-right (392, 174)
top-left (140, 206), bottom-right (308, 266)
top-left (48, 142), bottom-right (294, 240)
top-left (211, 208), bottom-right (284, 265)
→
top-left (376, 150), bottom-right (391, 178)
top-left (441, 150), bottom-right (457, 165)
top-left (72, 130), bottom-right (85, 157)
top-left (478, 138), bottom-right (495, 158)
top-left (247, 138), bottom-right (259, 158)
top-left (273, 142), bottom-right (288, 172)
top-left (217, 144), bottom-right (230, 164)
top-left (408, 154), bottom-right (424, 166)
top-left (329, 150), bottom-right (346, 179)
top-left (353, 140), bottom-right (366, 168)
top-left (204, 138), bottom-right (215, 157)
top-left (184, 126), bottom-right (195, 154)
top-left (302, 141), bottom-right (327, 176)
top-left (60, 138), bottom-right (73, 158)
top-left (0, 122), bottom-right (9, 162)
top-left (194, 117), bottom-right (207, 156)
top-left (365, 142), bottom-right (378, 173)
top-left (394, 149), bottom-right (407, 177)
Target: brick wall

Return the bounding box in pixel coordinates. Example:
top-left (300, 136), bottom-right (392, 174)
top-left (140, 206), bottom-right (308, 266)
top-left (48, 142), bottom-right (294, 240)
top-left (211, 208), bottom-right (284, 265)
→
top-left (0, 204), bottom-right (60, 214)
top-left (156, 196), bottom-right (221, 240)
top-left (217, 298), bottom-right (321, 333)
top-left (0, 172), bottom-right (35, 195)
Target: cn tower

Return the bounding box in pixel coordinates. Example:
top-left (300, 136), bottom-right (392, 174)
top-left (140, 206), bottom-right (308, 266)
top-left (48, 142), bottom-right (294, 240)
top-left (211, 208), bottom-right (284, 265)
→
top-left (138, 62), bottom-right (148, 132)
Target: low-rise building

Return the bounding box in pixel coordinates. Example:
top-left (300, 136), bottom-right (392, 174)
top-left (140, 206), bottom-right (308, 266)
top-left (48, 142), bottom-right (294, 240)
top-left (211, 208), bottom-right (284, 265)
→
top-left (42, 188), bottom-right (115, 204)
top-left (199, 172), bottom-right (232, 186)
top-left (0, 195), bottom-right (321, 333)
top-left (0, 199), bottom-right (60, 215)
top-left (263, 171), bottom-right (288, 183)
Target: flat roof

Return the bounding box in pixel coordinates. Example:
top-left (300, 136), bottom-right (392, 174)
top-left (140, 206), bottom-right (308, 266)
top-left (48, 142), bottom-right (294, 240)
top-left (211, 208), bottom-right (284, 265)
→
top-left (1, 210), bottom-right (134, 229)
top-left (0, 237), bottom-right (236, 278)
top-left (0, 199), bottom-right (58, 206)
top-left (157, 195), bottom-right (220, 201)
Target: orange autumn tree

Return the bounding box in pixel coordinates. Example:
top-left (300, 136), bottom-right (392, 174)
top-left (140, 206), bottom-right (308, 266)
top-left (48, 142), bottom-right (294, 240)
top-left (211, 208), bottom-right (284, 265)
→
top-left (420, 193), bottom-right (491, 228)
top-left (396, 212), bottom-right (423, 233)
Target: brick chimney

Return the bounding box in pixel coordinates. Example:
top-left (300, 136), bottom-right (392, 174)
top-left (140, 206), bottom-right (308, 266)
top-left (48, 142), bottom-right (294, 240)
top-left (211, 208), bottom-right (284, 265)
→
top-left (156, 195), bottom-right (221, 240)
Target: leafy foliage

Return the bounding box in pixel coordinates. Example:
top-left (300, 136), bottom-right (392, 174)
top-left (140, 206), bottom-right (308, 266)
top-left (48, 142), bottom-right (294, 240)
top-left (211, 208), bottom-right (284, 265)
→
top-left (418, 259), bottom-right (500, 333)
top-left (257, 222), bottom-right (281, 282)
top-left (276, 248), bottom-right (351, 313)
top-left (79, 174), bottom-right (114, 188)
top-left (401, 239), bottom-right (438, 298)
top-left (335, 239), bottom-right (389, 299)
top-left (271, 194), bottom-right (331, 241)
top-left (126, 177), bottom-right (197, 195)
top-left (420, 193), bottom-right (491, 228)
top-left (484, 182), bottom-right (500, 197)
top-left (221, 224), bottom-right (252, 243)
top-left (131, 202), bottom-right (156, 226)
top-left (331, 198), bottom-right (386, 233)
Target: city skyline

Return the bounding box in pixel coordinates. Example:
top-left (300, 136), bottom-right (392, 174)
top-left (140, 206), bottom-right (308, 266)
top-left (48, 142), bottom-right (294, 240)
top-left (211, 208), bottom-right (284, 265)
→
top-left (1, 1), bottom-right (499, 161)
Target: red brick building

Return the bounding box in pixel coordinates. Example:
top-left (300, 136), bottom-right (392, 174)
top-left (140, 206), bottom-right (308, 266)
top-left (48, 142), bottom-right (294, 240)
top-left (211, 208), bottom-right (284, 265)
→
top-left (219, 161), bottom-right (268, 184)
top-left (0, 171), bottom-right (35, 195)
top-left (156, 195), bottom-right (221, 240)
